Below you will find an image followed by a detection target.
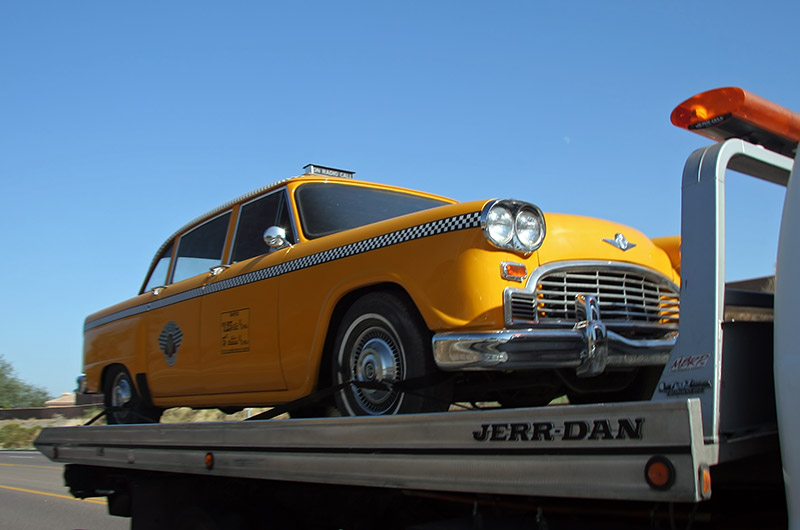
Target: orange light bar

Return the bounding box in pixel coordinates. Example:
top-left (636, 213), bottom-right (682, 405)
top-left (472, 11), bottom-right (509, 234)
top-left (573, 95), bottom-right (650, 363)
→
top-left (671, 87), bottom-right (800, 156)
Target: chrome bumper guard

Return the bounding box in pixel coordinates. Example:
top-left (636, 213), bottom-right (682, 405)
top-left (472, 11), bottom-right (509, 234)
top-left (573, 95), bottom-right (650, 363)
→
top-left (432, 294), bottom-right (676, 377)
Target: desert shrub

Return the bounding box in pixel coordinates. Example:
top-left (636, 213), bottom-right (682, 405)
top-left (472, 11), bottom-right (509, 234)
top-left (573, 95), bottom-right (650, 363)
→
top-left (0, 424), bottom-right (42, 449)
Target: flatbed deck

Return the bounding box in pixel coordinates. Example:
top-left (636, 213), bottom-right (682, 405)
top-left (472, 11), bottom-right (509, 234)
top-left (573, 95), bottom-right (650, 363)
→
top-left (36, 399), bottom-right (712, 503)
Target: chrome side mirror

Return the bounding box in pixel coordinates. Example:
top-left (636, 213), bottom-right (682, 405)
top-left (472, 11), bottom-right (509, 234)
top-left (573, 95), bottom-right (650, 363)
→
top-left (264, 226), bottom-right (290, 250)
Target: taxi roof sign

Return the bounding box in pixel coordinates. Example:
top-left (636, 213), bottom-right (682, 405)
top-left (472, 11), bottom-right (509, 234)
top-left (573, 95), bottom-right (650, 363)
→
top-left (303, 164), bottom-right (355, 179)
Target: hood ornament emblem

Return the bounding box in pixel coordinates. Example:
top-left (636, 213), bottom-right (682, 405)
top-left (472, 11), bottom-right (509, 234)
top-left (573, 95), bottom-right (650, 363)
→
top-left (603, 233), bottom-right (636, 252)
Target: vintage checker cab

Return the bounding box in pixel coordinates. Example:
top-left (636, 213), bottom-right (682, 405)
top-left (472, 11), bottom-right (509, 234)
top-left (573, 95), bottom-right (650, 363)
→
top-left (80, 165), bottom-right (680, 422)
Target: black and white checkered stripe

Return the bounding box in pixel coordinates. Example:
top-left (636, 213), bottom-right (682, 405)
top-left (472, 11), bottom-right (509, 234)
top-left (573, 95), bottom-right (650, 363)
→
top-left (85, 211), bottom-right (482, 331)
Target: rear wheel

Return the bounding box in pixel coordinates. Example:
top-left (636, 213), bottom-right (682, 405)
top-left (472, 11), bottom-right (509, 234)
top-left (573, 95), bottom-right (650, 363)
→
top-left (332, 292), bottom-right (452, 416)
top-left (104, 366), bottom-right (162, 424)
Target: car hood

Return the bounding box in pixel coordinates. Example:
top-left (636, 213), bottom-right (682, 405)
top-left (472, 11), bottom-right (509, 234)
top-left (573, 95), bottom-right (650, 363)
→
top-left (536, 212), bottom-right (679, 284)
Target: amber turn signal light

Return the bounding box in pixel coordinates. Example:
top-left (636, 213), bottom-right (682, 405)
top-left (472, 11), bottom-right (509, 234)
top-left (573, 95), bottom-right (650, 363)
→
top-left (501, 262), bottom-right (528, 282)
top-left (700, 465), bottom-right (712, 499)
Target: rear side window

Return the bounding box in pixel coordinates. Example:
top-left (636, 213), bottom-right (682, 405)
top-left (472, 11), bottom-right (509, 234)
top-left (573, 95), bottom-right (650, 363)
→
top-left (231, 190), bottom-right (295, 263)
top-left (172, 212), bottom-right (231, 283)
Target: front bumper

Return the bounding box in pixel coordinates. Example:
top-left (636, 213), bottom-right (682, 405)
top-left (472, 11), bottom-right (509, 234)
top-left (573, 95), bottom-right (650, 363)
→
top-left (432, 295), bottom-right (676, 377)
top-left (76, 374), bottom-right (88, 394)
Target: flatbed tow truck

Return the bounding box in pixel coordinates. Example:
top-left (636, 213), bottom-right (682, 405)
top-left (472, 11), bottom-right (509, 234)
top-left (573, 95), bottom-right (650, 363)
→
top-left (35, 87), bottom-right (800, 529)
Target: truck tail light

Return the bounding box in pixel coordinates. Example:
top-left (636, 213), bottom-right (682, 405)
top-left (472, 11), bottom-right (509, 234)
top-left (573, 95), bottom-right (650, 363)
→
top-left (644, 455), bottom-right (675, 490)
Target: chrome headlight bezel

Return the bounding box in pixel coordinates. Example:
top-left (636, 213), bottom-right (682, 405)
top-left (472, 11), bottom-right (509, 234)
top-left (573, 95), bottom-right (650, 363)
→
top-left (481, 199), bottom-right (546, 253)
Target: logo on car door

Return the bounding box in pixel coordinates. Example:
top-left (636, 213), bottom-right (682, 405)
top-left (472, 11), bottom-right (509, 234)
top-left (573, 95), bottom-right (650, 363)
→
top-left (159, 321), bottom-right (183, 366)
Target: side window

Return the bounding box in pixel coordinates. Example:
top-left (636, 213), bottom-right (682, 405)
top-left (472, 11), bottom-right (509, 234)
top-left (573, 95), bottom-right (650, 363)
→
top-left (142, 241), bottom-right (174, 293)
top-left (231, 191), bottom-right (295, 263)
top-left (172, 212), bottom-right (231, 283)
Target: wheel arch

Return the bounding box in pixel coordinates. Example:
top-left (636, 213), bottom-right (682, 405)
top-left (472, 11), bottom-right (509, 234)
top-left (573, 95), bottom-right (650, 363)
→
top-left (100, 363), bottom-right (154, 406)
top-left (100, 363), bottom-right (127, 397)
top-left (315, 282), bottom-right (430, 392)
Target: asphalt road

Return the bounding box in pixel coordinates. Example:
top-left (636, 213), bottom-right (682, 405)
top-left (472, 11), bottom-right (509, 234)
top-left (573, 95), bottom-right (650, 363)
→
top-left (0, 450), bottom-right (128, 530)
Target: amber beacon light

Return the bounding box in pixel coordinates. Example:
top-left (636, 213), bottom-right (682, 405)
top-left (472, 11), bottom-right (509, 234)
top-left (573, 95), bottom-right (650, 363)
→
top-left (671, 86), bottom-right (800, 156)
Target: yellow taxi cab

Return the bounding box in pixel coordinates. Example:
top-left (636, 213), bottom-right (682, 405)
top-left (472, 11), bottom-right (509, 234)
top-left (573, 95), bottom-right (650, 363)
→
top-left (79, 164), bottom-right (680, 423)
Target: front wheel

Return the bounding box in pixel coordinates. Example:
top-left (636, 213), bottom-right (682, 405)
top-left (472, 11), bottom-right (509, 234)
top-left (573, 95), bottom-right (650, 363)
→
top-left (332, 292), bottom-right (452, 416)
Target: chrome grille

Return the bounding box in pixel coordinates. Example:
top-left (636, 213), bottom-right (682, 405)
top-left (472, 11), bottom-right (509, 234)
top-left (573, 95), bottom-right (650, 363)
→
top-left (508, 266), bottom-right (679, 326)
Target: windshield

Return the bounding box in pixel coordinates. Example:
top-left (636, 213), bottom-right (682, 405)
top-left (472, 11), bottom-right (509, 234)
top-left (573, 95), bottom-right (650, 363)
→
top-left (295, 182), bottom-right (450, 239)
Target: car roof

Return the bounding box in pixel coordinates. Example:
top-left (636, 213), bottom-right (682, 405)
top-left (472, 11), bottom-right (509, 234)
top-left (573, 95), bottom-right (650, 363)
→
top-left (141, 174), bottom-right (454, 292)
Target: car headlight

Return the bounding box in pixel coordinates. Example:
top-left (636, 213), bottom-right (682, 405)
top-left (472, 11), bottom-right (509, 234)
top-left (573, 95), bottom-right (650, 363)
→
top-left (485, 204), bottom-right (514, 245)
top-left (515, 206), bottom-right (545, 249)
top-left (481, 200), bottom-right (546, 253)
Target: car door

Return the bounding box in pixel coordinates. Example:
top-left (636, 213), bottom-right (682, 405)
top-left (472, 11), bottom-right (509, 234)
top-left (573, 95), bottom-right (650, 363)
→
top-left (199, 189), bottom-right (294, 394)
top-left (145, 211), bottom-right (232, 398)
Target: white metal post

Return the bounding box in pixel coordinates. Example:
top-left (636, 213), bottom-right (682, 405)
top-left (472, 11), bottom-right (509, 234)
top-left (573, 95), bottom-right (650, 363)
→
top-left (654, 140), bottom-right (792, 446)
top-left (775, 147), bottom-right (800, 530)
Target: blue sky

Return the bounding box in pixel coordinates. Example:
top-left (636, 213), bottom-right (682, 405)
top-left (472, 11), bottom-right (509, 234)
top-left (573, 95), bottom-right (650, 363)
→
top-left (1, 1), bottom-right (797, 397)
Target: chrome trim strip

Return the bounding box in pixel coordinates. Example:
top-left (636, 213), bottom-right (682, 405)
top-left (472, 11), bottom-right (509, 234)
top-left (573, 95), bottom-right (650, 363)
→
top-left (86, 211), bottom-right (482, 332)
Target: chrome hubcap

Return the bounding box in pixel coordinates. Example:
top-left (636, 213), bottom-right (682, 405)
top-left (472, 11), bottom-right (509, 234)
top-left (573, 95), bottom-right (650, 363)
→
top-left (348, 322), bottom-right (404, 414)
top-left (356, 337), bottom-right (398, 385)
top-left (112, 375), bottom-right (132, 409)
